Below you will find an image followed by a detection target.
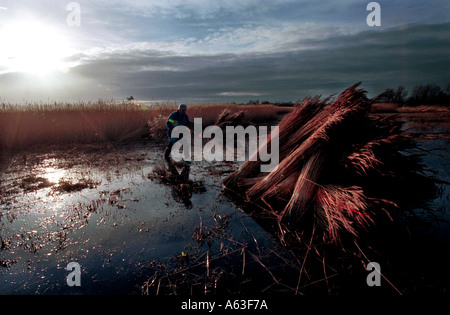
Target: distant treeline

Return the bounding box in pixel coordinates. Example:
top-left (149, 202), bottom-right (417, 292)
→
top-left (244, 83), bottom-right (450, 107)
top-left (375, 83), bottom-right (450, 106)
top-left (245, 100), bottom-right (295, 106)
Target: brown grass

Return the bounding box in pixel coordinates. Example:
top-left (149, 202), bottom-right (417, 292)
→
top-left (371, 102), bottom-right (450, 113)
top-left (0, 101), bottom-right (289, 151)
top-left (147, 103), bottom-right (290, 139)
top-left (0, 101), bottom-right (148, 150)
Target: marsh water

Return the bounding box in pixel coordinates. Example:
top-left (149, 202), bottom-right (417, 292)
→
top-left (0, 142), bottom-right (295, 294)
top-left (0, 112), bottom-right (449, 295)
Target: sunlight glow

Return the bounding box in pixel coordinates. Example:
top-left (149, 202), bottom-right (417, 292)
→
top-left (0, 20), bottom-right (74, 76)
top-left (44, 167), bottom-right (66, 184)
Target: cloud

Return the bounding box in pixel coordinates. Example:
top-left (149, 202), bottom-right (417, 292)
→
top-left (70, 21), bottom-right (356, 64)
top-left (74, 22), bottom-right (450, 102)
top-left (100, 0), bottom-right (299, 19)
top-left (1, 23), bottom-right (449, 103)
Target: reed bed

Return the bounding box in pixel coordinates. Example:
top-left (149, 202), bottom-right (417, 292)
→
top-left (0, 101), bottom-right (288, 151)
top-left (147, 103), bottom-right (287, 139)
top-left (223, 83), bottom-right (429, 245)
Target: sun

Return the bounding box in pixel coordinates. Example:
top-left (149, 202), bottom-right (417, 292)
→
top-left (0, 20), bottom-right (74, 76)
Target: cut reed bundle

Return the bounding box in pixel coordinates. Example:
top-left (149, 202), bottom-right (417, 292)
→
top-left (223, 83), bottom-right (421, 244)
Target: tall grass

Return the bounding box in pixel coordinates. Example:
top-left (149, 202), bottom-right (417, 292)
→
top-left (0, 100), bottom-right (289, 151)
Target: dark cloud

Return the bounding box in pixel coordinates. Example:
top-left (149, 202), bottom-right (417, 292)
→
top-left (2, 23), bottom-right (449, 103)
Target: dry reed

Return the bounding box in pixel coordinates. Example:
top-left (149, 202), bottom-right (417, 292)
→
top-left (0, 101), bottom-right (288, 151)
top-left (223, 83), bottom-right (421, 244)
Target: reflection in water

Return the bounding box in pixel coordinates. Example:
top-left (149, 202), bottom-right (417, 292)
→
top-left (43, 167), bottom-right (66, 184)
top-left (166, 160), bottom-right (194, 208)
top-left (0, 144), bottom-right (218, 294)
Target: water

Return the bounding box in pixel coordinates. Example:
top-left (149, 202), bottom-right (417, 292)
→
top-left (401, 115), bottom-right (450, 242)
top-left (0, 112), bottom-right (449, 295)
top-left (0, 143), bottom-right (286, 294)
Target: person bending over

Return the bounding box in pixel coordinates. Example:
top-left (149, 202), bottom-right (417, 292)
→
top-left (164, 103), bottom-right (191, 162)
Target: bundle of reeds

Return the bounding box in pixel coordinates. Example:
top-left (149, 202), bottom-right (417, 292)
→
top-left (222, 83), bottom-right (420, 244)
top-left (215, 109), bottom-right (248, 129)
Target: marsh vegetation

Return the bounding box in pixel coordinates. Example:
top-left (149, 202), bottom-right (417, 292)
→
top-left (0, 90), bottom-right (448, 295)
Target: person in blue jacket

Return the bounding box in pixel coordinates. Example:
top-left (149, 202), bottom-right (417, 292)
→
top-left (164, 103), bottom-right (191, 163)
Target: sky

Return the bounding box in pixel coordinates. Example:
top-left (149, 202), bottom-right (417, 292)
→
top-left (0, 0), bottom-right (449, 104)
